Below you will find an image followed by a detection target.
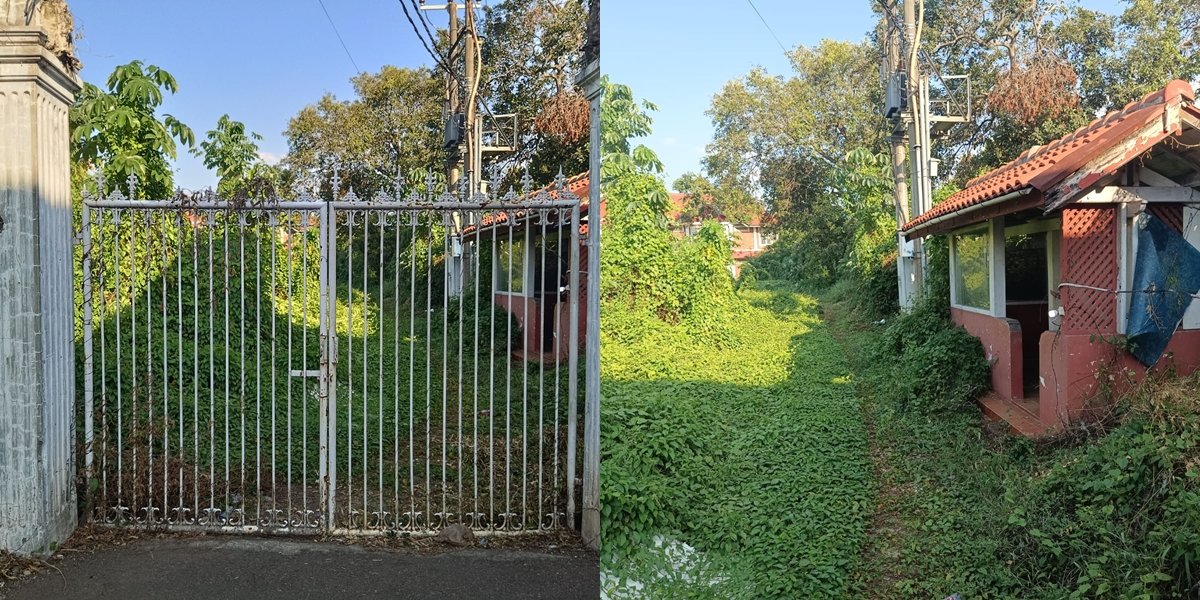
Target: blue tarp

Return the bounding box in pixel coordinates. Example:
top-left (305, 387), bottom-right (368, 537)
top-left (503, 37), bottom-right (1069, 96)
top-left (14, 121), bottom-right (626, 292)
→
top-left (1125, 213), bottom-right (1200, 366)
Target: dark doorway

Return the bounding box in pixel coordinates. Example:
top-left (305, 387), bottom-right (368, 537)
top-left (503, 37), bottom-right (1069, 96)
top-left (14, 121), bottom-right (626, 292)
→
top-left (533, 236), bottom-right (567, 353)
top-left (1006, 232), bottom-right (1049, 397)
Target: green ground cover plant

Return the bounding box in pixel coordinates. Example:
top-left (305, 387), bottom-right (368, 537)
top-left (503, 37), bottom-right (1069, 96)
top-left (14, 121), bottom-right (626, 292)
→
top-left (827, 287), bottom-right (1200, 599)
top-left (601, 281), bottom-right (871, 598)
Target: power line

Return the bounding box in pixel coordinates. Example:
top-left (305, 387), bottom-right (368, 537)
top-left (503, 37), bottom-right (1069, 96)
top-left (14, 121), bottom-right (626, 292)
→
top-left (399, 0), bottom-right (453, 74)
top-left (316, 0), bottom-right (362, 74)
top-left (411, 0), bottom-right (443, 57)
top-left (744, 0), bottom-right (788, 56)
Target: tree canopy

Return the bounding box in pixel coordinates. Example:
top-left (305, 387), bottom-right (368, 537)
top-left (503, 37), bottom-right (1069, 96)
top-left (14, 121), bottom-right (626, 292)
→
top-left (480, 0), bottom-right (589, 181)
top-left (194, 114), bottom-right (265, 198)
top-left (284, 66), bottom-right (444, 197)
top-left (70, 60), bottom-right (195, 198)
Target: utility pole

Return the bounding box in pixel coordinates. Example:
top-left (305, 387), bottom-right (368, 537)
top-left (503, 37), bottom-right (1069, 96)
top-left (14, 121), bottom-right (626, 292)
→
top-left (446, 1), bottom-right (460, 187)
top-left (885, 0), bottom-right (969, 309)
top-left (904, 0), bottom-right (930, 307)
top-left (883, 0), bottom-right (932, 309)
top-left (425, 1), bottom-right (471, 296)
top-left (884, 1), bottom-right (916, 309)
top-left (463, 0), bottom-right (482, 195)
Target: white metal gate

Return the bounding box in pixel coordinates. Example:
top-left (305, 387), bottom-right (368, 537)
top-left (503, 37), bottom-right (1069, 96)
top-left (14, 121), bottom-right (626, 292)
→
top-left (79, 172), bottom-right (583, 534)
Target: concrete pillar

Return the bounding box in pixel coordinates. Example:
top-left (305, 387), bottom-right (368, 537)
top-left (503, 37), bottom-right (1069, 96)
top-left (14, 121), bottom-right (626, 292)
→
top-left (576, 0), bottom-right (600, 553)
top-left (0, 5), bottom-right (82, 554)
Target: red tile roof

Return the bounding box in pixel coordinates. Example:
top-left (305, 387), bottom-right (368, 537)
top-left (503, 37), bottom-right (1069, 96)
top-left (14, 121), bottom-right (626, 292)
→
top-left (668, 192), bottom-right (765, 226)
top-left (461, 172), bottom-right (596, 236)
top-left (903, 80), bottom-right (1198, 237)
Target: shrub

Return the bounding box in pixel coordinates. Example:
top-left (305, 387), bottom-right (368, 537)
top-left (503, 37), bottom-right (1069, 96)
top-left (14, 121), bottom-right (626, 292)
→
top-left (601, 172), bottom-right (736, 345)
top-left (1001, 375), bottom-right (1200, 598)
top-left (870, 302), bottom-right (991, 415)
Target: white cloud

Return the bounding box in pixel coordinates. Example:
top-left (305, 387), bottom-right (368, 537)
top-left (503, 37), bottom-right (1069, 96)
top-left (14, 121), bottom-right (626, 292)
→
top-left (257, 151), bottom-right (282, 165)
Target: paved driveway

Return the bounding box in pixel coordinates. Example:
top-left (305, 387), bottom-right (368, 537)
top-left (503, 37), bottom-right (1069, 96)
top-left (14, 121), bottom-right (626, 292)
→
top-left (1, 538), bottom-right (598, 600)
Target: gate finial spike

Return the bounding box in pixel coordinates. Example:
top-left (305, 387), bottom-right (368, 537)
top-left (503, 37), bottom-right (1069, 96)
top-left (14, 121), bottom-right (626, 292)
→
top-left (487, 164), bottom-right (503, 202)
top-left (457, 174), bottom-right (470, 199)
top-left (331, 163), bottom-right (342, 200)
top-left (90, 169), bottom-right (105, 200)
top-left (126, 173), bottom-right (139, 200)
top-left (554, 168), bottom-right (567, 192)
top-left (520, 168), bottom-right (533, 197)
top-left (425, 170), bottom-right (438, 203)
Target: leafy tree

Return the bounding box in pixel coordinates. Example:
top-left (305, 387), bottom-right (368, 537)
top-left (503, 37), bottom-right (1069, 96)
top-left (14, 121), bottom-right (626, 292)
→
top-left (601, 79), bottom-right (734, 331)
top-left (920, 0), bottom-right (1200, 180)
top-left (600, 76), bottom-right (663, 181)
top-left (194, 114), bottom-right (264, 197)
top-left (702, 40), bottom-right (884, 284)
top-left (672, 171), bottom-right (762, 225)
top-left (284, 66), bottom-right (443, 197)
top-left (705, 40), bottom-right (884, 225)
top-left (480, 0), bottom-right (589, 181)
top-left (70, 60), bottom-right (195, 198)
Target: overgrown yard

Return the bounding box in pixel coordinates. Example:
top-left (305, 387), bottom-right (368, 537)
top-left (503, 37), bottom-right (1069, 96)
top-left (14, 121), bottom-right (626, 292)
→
top-left (600, 281), bottom-right (871, 598)
top-left (826, 288), bottom-right (1200, 599)
top-left (600, 276), bottom-right (1200, 599)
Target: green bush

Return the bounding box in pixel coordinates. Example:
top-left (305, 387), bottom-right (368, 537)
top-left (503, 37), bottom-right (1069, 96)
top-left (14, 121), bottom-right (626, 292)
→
top-left (601, 172), bottom-right (736, 346)
top-left (1001, 377), bottom-right (1200, 598)
top-left (869, 302), bottom-right (991, 415)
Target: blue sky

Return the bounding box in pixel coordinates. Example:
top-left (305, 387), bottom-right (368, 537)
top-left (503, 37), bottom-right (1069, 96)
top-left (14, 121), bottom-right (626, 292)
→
top-left (73, 1), bottom-right (1128, 192)
top-left (603, 0), bottom-right (1126, 191)
top-left (72, 0), bottom-right (457, 191)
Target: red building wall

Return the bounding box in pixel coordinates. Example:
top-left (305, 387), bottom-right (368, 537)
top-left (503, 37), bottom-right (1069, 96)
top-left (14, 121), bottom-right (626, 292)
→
top-left (951, 308), bottom-right (1024, 400)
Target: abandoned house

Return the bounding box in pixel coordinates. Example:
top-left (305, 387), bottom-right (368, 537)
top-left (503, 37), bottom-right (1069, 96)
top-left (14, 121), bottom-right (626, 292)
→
top-left (902, 80), bottom-right (1200, 436)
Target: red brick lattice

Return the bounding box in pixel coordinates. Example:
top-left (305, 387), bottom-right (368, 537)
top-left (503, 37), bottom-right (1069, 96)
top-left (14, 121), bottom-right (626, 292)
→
top-left (1061, 206), bottom-right (1117, 334)
top-left (1146, 203), bottom-right (1183, 233)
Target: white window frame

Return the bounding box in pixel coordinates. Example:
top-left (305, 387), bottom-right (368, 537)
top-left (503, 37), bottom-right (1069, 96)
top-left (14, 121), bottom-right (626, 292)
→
top-left (1003, 218), bottom-right (1062, 327)
top-left (949, 218), bottom-right (1005, 317)
top-left (493, 228), bottom-right (534, 297)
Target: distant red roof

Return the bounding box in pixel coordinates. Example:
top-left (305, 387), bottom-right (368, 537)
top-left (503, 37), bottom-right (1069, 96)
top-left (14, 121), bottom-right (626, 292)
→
top-left (669, 192), bottom-right (765, 226)
top-left (903, 80), bottom-right (1200, 238)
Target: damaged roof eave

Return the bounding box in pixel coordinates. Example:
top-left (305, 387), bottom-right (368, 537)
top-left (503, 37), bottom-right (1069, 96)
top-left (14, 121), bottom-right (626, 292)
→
top-left (904, 188), bottom-right (1043, 240)
top-left (901, 80), bottom-right (1199, 239)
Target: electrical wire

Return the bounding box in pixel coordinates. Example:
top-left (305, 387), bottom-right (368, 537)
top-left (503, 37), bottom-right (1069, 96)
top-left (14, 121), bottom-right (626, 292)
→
top-left (744, 0), bottom-right (789, 56)
top-left (316, 0), bottom-right (362, 74)
top-left (411, 0), bottom-right (444, 56)
top-left (399, 0), bottom-right (455, 75)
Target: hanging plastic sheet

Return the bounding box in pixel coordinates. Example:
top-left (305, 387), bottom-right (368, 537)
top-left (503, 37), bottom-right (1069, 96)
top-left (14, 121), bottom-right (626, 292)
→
top-left (1125, 213), bottom-right (1200, 366)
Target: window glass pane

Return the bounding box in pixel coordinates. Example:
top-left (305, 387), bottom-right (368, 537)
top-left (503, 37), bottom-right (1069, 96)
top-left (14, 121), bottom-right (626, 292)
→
top-left (496, 238), bottom-right (526, 293)
top-left (954, 230), bottom-right (990, 310)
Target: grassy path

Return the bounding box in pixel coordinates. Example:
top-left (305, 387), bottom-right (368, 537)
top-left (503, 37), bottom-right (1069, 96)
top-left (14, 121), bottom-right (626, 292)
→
top-left (601, 282), bottom-right (872, 598)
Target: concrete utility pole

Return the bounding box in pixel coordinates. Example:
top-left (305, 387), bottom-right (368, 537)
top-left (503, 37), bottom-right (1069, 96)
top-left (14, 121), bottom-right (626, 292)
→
top-left (905, 0), bottom-right (931, 306)
top-left (424, 0), bottom-right (472, 295)
top-left (463, 0), bottom-right (482, 195)
top-left (884, 2), bottom-right (916, 308)
top-left (577, 0), bottom-right (600, 553)
top-left (446, 1), bottom-right (460, 187)
top-left (884, 0), bottom-right (932, 309)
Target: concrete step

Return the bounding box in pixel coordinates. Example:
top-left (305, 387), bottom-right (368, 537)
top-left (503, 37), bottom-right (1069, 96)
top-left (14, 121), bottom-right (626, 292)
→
top-left (980, 393), bottom-right (1053, 437)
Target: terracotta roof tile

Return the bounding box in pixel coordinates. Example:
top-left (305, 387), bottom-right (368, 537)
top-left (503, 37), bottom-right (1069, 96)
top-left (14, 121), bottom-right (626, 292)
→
top-left (461, 172), bottom-right (593, 236)
top-left (903, 80), bottom-right (1197, 235)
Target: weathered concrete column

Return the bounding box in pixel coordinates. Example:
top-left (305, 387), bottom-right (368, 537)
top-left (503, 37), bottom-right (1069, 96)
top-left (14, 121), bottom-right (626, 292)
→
top-left (576, 0), bottom-right (600, 552)
top-left (0, 0), bottom-right (81, 555)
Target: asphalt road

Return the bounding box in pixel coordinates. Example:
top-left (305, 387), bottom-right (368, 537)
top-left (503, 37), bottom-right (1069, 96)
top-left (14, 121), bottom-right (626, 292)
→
top-left (2, 538), bottom-right (599, 599)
